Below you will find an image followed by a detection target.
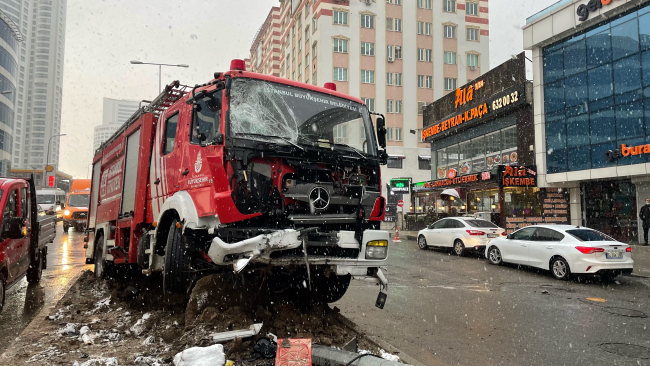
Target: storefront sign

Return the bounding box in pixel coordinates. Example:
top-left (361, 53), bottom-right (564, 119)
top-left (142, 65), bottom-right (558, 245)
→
top-left (455, 80), bottom-right (485, 109)
top-left (577, 0), bottom-right (616, 22)
top-left (621, 143), bottom-right (650, 157)
top-left (498, 165), bottom-right (537, 187)
top-left (390, 178), bottom-right (411, 194)
top-left (422, 83), bottom-right (527, 142)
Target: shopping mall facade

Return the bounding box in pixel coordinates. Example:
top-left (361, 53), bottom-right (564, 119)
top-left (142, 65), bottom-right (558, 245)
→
top-left (523, 0), bottom-right (650, 243)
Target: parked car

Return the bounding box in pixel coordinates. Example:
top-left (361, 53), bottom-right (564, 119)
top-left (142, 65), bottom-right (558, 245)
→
top-left (417, 217), bottom-right (506, 255)
top-left (485, 225), bottom-right (634, 280)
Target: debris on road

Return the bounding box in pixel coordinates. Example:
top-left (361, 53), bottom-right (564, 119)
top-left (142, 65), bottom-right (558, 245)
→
top-left (2, 270), bottom-right (386, 365)
top-left (209, 323), bottom-right (263, 342)
top-left (173, 344), bottom-right (225, 366)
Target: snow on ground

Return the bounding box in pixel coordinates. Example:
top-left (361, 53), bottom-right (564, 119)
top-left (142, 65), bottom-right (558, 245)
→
top-left (72, 357), bottom-right (119, 366)
top-left (379, 349), bottom-right (400, 362)
top-left (173, 344), bottom-right (225, 366)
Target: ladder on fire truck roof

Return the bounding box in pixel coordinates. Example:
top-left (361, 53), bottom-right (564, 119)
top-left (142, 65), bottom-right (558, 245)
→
top-left (95, 80), bottom-right (191, 155)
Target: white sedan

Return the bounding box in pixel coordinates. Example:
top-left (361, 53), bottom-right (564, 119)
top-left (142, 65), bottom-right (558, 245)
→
top-left (417, 217), bottom-right (506, 256)
top-left (485, 225), bottom-right (634, 280)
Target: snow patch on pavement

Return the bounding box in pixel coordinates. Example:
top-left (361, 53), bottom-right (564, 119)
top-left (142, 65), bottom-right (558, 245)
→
top-left (173, 344), bottom-right (225, 366)
top-left (379, 349), bottom-right (400, 362)
top-left (73, 357), bottom-right (119, 366)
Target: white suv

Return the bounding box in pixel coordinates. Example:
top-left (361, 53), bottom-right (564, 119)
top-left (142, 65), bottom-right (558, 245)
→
top-left (417, 217), bottom-right (506, 256)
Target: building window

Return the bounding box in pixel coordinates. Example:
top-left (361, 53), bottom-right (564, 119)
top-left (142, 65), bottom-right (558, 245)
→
top-left (394, 19), bottom-right (402, 32)
top-left (417, 0), bottom-right (431, 8)
top-left (395, 46), bottom-right (402, 59)
top-left (418, 101), bottom-right (427, 115)
top-left (387, 72), bottom-right (394, 85)
top-left (395, 73), bottom-right (403, 86)
top-left (333, 38), bottom-right (348, 53)
top-left (425, 23), bottom-right (432, 36)
top-left (395, 100), bottom-right (402, 114)
top-left (444, 78), bottom-right (457, 90)
top-left (387, 157), bottom-right (403, 169)
top-left (312, 42), bottom-right (317, 59)
top-left (417, 22), bottom-right (424, 35)
top-left (333, 10), bottom-right (348, 25)
top-left (333, 67), bottom-right (348, 81)
top-left (387, 128), bottom-right (394, 141)
top-left (386, 17), bottom-right (393, 31)
top-left (426, 76), bottom-right (433, 89)
top-left (444, 51), bottom-right (456, 64)
top-left (467, 28), bottom-right (480, 41)
top-left (418, 156), bottom-right (431, 170)
top-left (363, 98), bottom-right (375, 112)
top-left (387, 0), bottom-right (402, 4)
top-left (361, 42), bottom-right (375, 56)
top-left (387, 99), bottom-right (394, 113)
top-left (361, 70), bottom-right (375, 84)
top-left (443, 0), bottom-right (455, 12)
top-left (298, 63), bottom-right (302, 77)
top-left (418, 48), bottom-right (432, 62)
top-left (313, 71), bottom-right (317, 85)
top-left (361, 14), bottom-right (375, 29)
top-left (466, 2), bottom-right (479, 16)
top-left (467, 54), bottom-right (479, 68)
top-left (312, 17), bottom-right (317, 31)
top-left (444, 25), bottom-right (456, 38)
top-left (418, 75), bottom-right (425, 88)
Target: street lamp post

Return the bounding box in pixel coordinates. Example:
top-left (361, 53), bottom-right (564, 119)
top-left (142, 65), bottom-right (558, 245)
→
top-left (44, 133), bottom-right (66, 187)
top-left (130, 61), bottom-right (189, 92)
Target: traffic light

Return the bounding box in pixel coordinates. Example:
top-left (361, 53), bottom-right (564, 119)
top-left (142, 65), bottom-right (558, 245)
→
top-left (48, 175), bottom-right (55, 187)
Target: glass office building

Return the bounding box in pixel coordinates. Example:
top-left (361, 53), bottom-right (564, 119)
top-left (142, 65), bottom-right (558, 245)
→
top-left (542, 5), bottom-right (650, 173)
top-left (525, 0), bottom-right (650, 244)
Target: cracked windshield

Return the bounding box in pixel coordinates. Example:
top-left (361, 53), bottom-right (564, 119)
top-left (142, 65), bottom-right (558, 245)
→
top-left (0, 0), bottom-right (649, 366)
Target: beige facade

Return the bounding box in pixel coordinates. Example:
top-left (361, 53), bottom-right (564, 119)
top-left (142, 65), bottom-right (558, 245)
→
top-left (249, 0), bottom-right (489, 205)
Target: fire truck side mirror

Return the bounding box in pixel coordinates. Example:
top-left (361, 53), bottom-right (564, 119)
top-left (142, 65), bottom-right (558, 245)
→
top-left (376, 116), bottom-right (386, 149)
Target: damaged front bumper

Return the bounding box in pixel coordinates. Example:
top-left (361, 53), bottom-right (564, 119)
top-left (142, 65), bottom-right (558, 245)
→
top-left (206, 229), bottom-right (389, 288)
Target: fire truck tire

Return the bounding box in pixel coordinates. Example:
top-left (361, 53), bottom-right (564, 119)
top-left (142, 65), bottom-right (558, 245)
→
top-left (312, 274), bottom-right (351, 303)
top-left (26, 248), bottom-right (44, 283)
top-left (163, 220), bottom-right (192, 294)
top-left (63, 223), bottom-right (69, 232)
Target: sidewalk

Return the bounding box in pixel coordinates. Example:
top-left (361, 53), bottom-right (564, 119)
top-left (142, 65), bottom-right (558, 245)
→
top-left (388, 229), bottom-right (650, 278)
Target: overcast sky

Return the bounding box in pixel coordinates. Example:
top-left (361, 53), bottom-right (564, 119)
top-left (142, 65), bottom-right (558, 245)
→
top-left (60, 0), bottom-right (560, 178)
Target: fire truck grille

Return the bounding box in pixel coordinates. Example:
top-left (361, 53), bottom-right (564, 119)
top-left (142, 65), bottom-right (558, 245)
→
top-left (71, 212), bottom-right (87, 219)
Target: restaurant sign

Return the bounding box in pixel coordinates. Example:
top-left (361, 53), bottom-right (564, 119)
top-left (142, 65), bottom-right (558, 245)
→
top-left (498, 165), bottom-right (537, 187)
top-left (412, 171), bottom-right (493, 192)
top-left (422, 83), bottom-right (527, 142)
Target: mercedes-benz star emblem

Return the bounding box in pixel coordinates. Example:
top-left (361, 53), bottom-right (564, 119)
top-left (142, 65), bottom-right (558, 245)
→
top-left (309, 186), bottom-right (330, 210)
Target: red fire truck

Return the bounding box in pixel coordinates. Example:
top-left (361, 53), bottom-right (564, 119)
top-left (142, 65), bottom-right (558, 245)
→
top-left (85, 60), bottom-right (389, 303)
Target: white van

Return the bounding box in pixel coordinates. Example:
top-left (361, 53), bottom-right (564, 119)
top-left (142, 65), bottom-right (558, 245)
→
top-left (36, 188), bottom-right (66, 215)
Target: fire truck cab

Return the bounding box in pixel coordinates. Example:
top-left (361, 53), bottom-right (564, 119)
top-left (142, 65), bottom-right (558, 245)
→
top-left (85, 60), bottom-right (390, 303)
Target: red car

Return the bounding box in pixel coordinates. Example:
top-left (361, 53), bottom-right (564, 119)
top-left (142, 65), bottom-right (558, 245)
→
top-left (0, 178), bottom-right (56, 313)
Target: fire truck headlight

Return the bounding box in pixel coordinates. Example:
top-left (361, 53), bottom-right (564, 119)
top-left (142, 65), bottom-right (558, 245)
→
top-left (64, 210), bottom-right (70, 217)
top-left (365, 240), bottom-right (388, 259)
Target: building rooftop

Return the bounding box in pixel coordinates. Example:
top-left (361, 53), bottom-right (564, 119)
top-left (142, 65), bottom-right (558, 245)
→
top-left (525, 0), bottom-right (572, 25)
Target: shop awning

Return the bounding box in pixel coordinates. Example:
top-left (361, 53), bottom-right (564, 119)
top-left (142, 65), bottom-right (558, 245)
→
top-left (388, 154), bottom-right (406, 159)
top-left (418, 155), bottom-right (431, 160)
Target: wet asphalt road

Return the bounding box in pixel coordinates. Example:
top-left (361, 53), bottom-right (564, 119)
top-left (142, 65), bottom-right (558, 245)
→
top-left (336, 239), bottom-right (650, 366)
top-left (0, 222), bottom-right (91, 354)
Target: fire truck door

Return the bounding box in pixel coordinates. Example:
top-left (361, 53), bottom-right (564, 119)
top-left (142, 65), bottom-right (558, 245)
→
top-left (151, 111), bottom-right (181, 214)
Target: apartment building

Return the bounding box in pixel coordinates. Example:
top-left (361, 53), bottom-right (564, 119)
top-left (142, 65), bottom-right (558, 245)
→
top-left (0, 9), bottom-right (21, 175)
top-left (248, 0), bottom-right (489, 209)
top-left (1, 0), bottom-right (67, 170)
top-left (92, 97), bottom-right (139, 151)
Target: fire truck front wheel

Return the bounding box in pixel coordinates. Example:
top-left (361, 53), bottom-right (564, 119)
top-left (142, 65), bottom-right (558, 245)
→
top-left (163, 219), bottom-right (192, 294)
top-left (311, 273), bottom-right (351, 303)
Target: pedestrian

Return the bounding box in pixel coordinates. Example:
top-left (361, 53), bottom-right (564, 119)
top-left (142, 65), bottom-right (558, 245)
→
top-left (640, 197), bottom-right (650, 246)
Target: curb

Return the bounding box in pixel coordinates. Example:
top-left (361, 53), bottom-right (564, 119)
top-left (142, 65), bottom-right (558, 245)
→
top-left (0, 269), bottom-right (86, 363)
